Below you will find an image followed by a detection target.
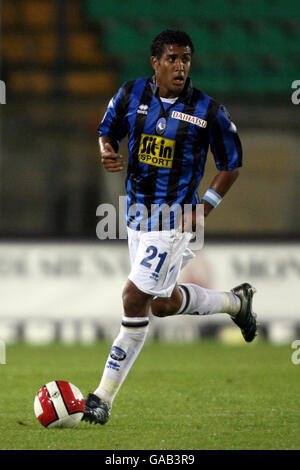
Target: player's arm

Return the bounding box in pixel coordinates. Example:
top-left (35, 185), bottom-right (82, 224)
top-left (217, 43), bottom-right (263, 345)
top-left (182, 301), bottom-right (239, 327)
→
top-left (200, 169), bottom-right (239, 218)
top-left (98, 83), bottom-right (129, 173)
top-left (99, 136), bottom-right (123, 172)
top-left (203, 102), bottom-right (242, 218)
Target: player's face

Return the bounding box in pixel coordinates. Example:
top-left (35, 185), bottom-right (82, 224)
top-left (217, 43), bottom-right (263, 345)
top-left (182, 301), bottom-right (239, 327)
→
top-left (151, 44), bottom-right (192, 98)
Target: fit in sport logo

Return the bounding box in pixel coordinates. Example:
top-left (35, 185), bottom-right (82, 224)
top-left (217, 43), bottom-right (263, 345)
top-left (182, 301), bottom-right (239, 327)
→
top-left (0, 80), bottom-right (6, 104)
top-left (138, 134), bottom-right (175, 168)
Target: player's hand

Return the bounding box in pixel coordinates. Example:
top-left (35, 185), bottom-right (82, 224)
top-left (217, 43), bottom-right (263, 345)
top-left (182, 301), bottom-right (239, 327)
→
top-left (101, 142), bottom-right (124, 172)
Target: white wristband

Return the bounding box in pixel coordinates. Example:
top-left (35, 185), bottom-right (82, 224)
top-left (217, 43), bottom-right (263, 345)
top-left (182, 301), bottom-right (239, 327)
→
top-left (202, 189), bottom-right (223, 208)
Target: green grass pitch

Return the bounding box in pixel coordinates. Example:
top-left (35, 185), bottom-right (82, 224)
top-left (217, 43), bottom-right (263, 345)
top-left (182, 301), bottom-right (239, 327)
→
top-left (0, 339), bottom-right (299, 450)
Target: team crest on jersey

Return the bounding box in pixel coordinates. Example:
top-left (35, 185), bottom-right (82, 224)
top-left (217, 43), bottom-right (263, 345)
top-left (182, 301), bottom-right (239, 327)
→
top-left (171, 111), bottom-right (207, 128)
top-left (156, 117), bottom-right (167, 135)
top-left (138, 134), bottom-right (175, 168)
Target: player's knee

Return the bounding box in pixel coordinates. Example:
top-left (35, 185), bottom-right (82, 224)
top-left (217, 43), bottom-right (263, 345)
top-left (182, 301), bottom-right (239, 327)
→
top-left (122, 288), bottom-right (139, 316)
top-left (122, 282), bottom-right (150, 316)
top-left (151, 305), bottom-right (167, 317)
top-left (151, 300), bottom-right (176, 317)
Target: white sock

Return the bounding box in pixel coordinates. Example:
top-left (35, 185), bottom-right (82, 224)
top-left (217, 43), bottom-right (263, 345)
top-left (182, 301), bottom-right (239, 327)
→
top-left (94, 316), bottom-right (149, 407)
top-left (176, 284), bottom-right (241, 316)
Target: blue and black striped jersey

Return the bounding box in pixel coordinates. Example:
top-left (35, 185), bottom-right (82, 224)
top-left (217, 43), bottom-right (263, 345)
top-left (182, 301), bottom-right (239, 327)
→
top-left (98, 77), bottom-right (242, 229)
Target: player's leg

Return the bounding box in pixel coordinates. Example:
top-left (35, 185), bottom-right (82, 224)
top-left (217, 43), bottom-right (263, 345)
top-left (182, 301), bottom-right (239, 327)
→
top-left (84, 226), bottom-right (191, 423)
top-left (84, 281), bottom-right (151, 425)
top-left (149, 283), bottom-right (182, 316)
top-left (151, 281), bottom-right (257, 342)
top-left (122, 279), bottom-right (152, 317)
top-left (84, 228), bottom-right (153, 425)
top-left (151, 282), bottom-right (241, 317)
top-left (94, 281), bottom-right (151, 405)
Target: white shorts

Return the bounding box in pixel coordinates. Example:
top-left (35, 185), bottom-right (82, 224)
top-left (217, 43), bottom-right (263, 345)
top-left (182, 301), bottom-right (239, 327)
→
top-left (127, 226), bottom-right (195, 297)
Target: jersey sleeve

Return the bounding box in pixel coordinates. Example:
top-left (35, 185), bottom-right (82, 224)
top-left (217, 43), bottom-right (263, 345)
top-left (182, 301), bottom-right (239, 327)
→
top-left (98, 83), bottom-right (129, 148)
top-left (209, 104), bottom-right (243, 171)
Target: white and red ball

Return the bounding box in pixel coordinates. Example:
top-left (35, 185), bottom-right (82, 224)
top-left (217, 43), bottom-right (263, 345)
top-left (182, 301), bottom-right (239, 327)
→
top-left (34, 380), bottom-right (85, 429)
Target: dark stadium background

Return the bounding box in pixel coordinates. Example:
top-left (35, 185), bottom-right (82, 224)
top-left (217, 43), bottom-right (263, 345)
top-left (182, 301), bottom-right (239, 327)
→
top-left (0, 0), bottom-right (300, 345)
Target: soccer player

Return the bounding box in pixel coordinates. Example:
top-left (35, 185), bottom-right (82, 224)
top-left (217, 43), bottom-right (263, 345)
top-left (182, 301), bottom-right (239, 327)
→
top-left (83, 30), bottom-right (257, 425)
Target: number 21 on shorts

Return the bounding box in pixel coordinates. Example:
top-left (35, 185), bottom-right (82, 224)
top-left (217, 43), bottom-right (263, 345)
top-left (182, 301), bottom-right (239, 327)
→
top-left (140, 245), bottom-right (168, 273)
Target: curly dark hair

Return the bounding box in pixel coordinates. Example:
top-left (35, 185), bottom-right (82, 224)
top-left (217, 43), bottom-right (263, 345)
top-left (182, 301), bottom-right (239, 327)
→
top-left (150, 30), bottom-right (195, 60)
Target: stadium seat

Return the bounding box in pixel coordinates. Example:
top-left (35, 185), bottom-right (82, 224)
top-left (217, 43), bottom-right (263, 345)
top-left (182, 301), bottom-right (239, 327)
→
top-left (102, 25), bottom-right (148, 55)
top-left (9, 70), bottom-right (53, 94)
top-left (254, 25), bottom-right (289, 56)
top-left (189, 0), bottom-right (234, 19)
top-left (1, 1), bottom-right (18, 27)
top-left (67, 33), bottom-right (105, 65)
top-left (232, 0), bottom-right (271, 19)
top-left (3, 0), bottom-right (116, 97)
top-left (218, 24), bottom-right (255, 55)
top-left (188, 26), bottom-right (219, 56)
top-left (2, 32), bottom-right (57, 65)
top-left (262, 0), bottom-right (298, 20)
top-left (64, 71), bottom-right (116, 95)
top-left (84, 0), bottom-right (300, 95)
top-left (119, 59), bottom-right (152, 84)
top-left (21, 0), bottom-right (56, 27)
top-left (85, 2), bottom-right (128, 20)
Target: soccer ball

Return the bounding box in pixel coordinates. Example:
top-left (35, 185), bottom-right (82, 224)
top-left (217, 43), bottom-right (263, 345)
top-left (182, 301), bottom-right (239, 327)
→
top-left (34, 380), bottom-right (85, 429)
